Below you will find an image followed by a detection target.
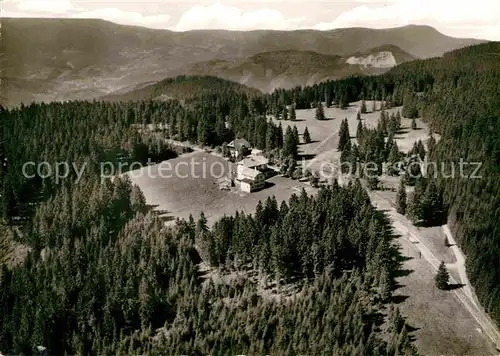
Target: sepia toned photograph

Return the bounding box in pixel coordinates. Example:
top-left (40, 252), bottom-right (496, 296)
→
top-left (0, 0), bottom-right (500, 355)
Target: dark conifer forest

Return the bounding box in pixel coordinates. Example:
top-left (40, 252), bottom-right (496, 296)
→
top-left (268, 42), bottom-right (500, 325)
top-left (1, 41), bottom-right (500, 354)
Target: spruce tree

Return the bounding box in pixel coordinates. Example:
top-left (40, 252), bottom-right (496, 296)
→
top-left (367, 176), bottom-right (379, 190)
top-left (356, 120), bottom-right (364, 139)
top-left (403, 92), bottom-right (419, 119)
top-left (303, 127), bottom-right (311, 144)
top-left (416, 140), bottom-right (426, 161)
top-left (282, 106), bottom-right (289, 121)
top-left (324, 90), bottom-right (331, 108)
top-left (292, 126), bottom-right (300, 147)
top-left (315, 102), bottom-right (325, 120)
top-left (427, 134), bottom-right (436, 154)
top-left (396, 179), bottom-right (407, 215)
top-left (289, 105), bottom-right (296, 121)
top-left (408, 176), bottom-right (427, 222)
top-left (361, 100), bottom-right (367, 114)
top-left (283, 126), bottom-right (298, 158)
top-left (435, 261), bottom-right (449, 290)
top-left (338, 118), bottom-right (351, 151)
top-left (387, 141), bottom-right (401, 170)
top-left (379, 267), bottom-right (392, 302)
top-left (396, 110), bottom-right (402, 128)
top-left (277, 122), bottom-right (284, 148)
top-left (421, 180), bottom-right (444, 226)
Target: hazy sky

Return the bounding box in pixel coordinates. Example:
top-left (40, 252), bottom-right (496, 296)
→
top-left (2, 0), bottom-right (499, 40)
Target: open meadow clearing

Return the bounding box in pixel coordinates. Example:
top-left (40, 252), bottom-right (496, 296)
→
top-left (270, 101), bottom-right (432, 179)
top-left (128, 102), bottom-right (498, 355)
top-left (127, 151), bottom-right (315, 224)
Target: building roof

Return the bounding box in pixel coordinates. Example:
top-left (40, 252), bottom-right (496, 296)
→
top-left (238, 156), bottom-right (269, 168)
top-left (238, 167), bottom-right (263, 179)
top-left (240, 178), bottom-right (255, 184)
top-left (228, 138), bottom-right (251, 151)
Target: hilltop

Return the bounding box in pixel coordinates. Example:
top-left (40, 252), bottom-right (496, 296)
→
top-left (1, 18), bottom-right (484, 106)
top-left (102, 75), bottom-right (260, 102)
top-left (181, 46), bottom-right (416, 92)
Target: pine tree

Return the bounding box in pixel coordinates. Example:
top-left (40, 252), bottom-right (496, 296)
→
top-left (408, 177), bottom-right (427, 222)
top-left (361, 100), bottom-right (367, 114)
top-left (427, 134), bottom-right (436, 154)
top-left (289, 105), bottom-right (296, 121)
top-left (403, 92), bottom-right (419, 119)
top-left (435, 261), bottom-right (449, 290)
top-left (197, 117), bottom-right (209, 146)
top-left (303, 127), bottom-right (311, 144)
top-left (404, 157), bottom-right (422, 186)
top-left (367, 176), bottom-right (379, 190)
top-left (292, 126), bottom-right (299, 147)
top-left (324, 90), bottom-right (331, 108)
top-left (396, 110), bottom-right (402, 128)
top-left (282, 106), bottom-right (289, 121)
top-left (421, 180), bottom-right (444, 226)
top-left (396, 179), bottom-right (407, 215)
top-left (387, 142), bottom-right (401, 174)
top-left (274, 106), bottom-right (281, 120)
top-left (378, 267), bottom-right (392, 302)
top-left (283, 126), bottom-right (298, 158)
top-left (388, 112), bottom-right (399, 134)
top-left (411, 118), bottom-right (417, 130)
top-left (277, 122), bottom-right (284, 148)
top-left (315, 102), bottom-right (325, 121)
top-left (356, 120), bottom-right (364, 140)
top-left (338, 118), bottom-right (351, 151)
top-left (416, 140), bottom-right (426, 161)
top-left (265, 125), bottom-right (275, 151)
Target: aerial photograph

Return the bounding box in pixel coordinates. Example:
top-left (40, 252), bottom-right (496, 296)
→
top-left (0, 0), bottom-right (500, 354)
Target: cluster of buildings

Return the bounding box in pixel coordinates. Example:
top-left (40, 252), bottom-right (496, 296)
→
top-left (224, 138), bottom-right (270, 193)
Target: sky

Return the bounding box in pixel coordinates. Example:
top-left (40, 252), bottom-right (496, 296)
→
top-left (1, 0), bottom-right (499, 40)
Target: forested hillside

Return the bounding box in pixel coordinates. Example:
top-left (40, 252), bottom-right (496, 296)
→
top-left (266, 41), bottom-right (500, 326)
top-left (2, 40), bottom-right (499, 355)
top-left (173, 46), bottom-right (416, 92)
top-left (102, 75), bottom-right (260, 102)
top-left (0, 79), bottom-right (280, 222)
top-left (0, 92), bottom-right (414, 353)
top-left (2, 18), bottom-right (483, 106)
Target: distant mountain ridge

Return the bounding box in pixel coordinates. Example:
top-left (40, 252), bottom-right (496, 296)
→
top-left (101, 75), bottom-right (260, 102)
top-left (0, 18), bottom-right (486, 106)
top-left (180, 46), bottom-right (417, 92)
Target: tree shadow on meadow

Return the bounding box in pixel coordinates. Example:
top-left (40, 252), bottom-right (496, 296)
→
top-left (446, 283), bottom-right (465, 291)
top-left (298, 153), bottom-right (317, 160)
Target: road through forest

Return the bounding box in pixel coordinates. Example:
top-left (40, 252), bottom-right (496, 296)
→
top-left (369, 190), bottom-right (500, 350)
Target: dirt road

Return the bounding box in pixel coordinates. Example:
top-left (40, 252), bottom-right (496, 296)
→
top-left (442, 225), bottom-right (477, 306)
top-left (369, 190), bottom-right (500, 350)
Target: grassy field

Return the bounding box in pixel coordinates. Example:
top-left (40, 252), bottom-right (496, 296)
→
top-left (128, 101), bottom-right (496, 355)
top-left (128, 151), bottom-right (315, 224)
top-left (270, 101), bottom-right (432, 179)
